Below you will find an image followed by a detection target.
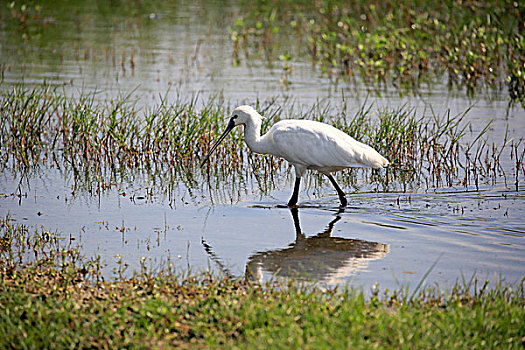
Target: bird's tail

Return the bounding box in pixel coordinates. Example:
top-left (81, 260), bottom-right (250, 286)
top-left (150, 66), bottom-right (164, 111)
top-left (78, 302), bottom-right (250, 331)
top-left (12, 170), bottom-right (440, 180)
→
top-left (365, 149), bottom-right (389, 169)
top-left (377, 154), bottom-right (389, 168)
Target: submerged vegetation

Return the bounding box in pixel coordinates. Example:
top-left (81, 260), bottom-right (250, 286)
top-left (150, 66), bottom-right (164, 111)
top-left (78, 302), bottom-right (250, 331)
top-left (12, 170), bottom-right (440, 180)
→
top-left (1, 216), bottom-right (524, 348)
top-left (231, 0), bottom-right (524, 105)
top-left (1, 85), bottom-right (523, 197)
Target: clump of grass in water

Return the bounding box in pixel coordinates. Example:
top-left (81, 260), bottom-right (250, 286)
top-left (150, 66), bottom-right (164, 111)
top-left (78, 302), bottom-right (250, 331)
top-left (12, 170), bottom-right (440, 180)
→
top-left (0, 215), bottom-right (103, 283)
top-left (0, 85), bottom-right (523, 195)
top-left (0, 216), bottom-right (524, 348)
top-left (0, 86), bottom-right (235, 172)
top-left (231, 0), bottom-right (524, 106)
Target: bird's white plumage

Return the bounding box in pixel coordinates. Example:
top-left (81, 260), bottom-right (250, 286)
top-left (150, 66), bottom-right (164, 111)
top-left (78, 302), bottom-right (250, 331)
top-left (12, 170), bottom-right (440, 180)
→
top-left (234, 106), bottom-right (388, 178)
top-left (267, 119), bottom-right (388, 175)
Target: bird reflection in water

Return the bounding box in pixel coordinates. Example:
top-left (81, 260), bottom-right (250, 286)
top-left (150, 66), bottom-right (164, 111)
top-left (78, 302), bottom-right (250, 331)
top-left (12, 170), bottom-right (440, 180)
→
top-left (202, 208), bottom-right (389, 284)
top-left (246, 208), bottom-right (389, 284)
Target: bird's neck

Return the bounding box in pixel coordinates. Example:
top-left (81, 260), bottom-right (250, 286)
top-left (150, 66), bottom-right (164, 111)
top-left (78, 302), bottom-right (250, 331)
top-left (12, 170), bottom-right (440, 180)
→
top-left (243, 118), bottom-right (270, 155)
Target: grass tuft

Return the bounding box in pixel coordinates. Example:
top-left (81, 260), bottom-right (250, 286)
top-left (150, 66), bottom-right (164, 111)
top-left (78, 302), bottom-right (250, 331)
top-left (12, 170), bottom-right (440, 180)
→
top-left (231, 0), bottom-right (524, 105)
top-left (1, 84), bottom-right (523, 197)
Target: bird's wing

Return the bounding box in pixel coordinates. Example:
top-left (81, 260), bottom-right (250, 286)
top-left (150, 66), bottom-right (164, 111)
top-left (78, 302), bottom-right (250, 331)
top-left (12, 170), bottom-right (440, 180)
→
top-left (269, 121), bottom-right (351, 167)
top-left (270, 120), bottom-right (387, 170)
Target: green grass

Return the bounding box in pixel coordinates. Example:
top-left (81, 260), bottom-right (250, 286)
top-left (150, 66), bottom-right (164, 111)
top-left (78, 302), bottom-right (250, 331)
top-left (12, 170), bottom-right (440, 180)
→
top-left (1, 215), bottom-right (524, 349)
top-left (1, 84), bottom-right (523, 195)
top-left (231, 0), bottom-right (524, 105)
top-left (1, 257), bottom-right (524, 349)
top-left (2, 269), bottom-right (524, 349)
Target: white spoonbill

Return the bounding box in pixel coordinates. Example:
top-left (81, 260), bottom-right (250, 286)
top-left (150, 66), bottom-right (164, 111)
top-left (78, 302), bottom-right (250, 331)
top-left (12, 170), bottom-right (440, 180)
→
top-left (201, 105), bottom-right (389, 207)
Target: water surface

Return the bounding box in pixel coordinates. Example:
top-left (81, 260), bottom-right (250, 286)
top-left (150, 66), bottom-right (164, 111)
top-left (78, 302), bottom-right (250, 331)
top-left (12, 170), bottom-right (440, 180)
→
top-left (1, 0), bottom-right (524, 291)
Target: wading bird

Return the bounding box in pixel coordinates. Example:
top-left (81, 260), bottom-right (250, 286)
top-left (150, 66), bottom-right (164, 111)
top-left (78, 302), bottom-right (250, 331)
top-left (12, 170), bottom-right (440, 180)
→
top-left (201, 106), bottom-right (389, 207)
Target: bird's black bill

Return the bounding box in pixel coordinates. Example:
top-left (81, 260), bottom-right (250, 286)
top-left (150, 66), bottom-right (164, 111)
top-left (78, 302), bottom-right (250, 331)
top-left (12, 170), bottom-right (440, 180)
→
top-left (200, 118), bottom-right (236, 167)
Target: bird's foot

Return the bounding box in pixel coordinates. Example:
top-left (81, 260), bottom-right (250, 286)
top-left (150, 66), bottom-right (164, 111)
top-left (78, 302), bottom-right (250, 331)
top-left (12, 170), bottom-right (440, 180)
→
top-left (286, 200), bottom-right (298, 208)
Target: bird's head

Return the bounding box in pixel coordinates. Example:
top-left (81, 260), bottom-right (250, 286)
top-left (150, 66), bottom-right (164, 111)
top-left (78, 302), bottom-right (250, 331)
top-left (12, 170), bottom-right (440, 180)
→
top-left (200, 105), bottom-right (260, 167)
top-left (229, 105), bottom-right (260, 127)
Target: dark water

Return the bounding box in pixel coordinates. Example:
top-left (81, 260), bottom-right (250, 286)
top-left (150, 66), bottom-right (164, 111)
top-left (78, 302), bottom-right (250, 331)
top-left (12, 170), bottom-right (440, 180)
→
top-left (1, 0), bottom-right (524, 291)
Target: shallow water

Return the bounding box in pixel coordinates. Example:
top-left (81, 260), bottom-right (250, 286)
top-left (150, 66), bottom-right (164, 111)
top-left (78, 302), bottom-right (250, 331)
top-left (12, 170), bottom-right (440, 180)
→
top-left (1, 0), bottom-right (524, 291)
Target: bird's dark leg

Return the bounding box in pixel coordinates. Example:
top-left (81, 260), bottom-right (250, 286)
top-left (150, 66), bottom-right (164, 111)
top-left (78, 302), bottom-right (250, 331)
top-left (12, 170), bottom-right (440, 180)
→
top-left (287, 177), bottom-right (301, 207)
top-left (326, 174), bottom-right (347, 207)
top-left (290, 207), bottom-right (303, 236)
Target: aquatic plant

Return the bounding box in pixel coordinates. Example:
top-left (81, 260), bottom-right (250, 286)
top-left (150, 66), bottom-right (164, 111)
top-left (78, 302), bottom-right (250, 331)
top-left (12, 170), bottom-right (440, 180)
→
top-left (0, 85), bottom-right (523, 197)
top-left (232, 0), bottom-right (524, 105)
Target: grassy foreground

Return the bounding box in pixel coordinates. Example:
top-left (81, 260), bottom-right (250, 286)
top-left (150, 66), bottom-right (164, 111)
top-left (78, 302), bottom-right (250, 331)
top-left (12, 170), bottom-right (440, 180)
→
top-left (1, 267), bottom-right (524, 349)
top-left (1, 218), bottom-right (524, 349)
